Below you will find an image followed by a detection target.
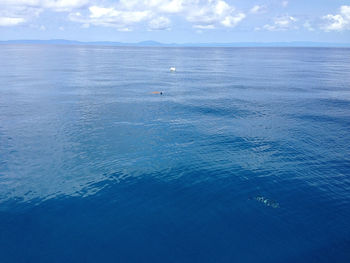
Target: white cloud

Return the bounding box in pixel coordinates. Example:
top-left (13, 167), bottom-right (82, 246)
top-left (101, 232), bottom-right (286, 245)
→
top-left (42, 0), bottom-right (89, 11)
top-left (0, 0), bottom-right (246, 30)
top-left (0, 0), bottom-right (88, 11)
top-left (148, 16), bottom-right (171, 30)
top-left (69, 6), bottom-right (151, 31)
top-left (0, 0), bottom-right (39, 4)
top-left (158, 0), bottom-right (183, 13)
top-left (193, 24), bottom-right (215, 29)
top-left (250, 5), bottom-right (265, 14)
top-left (322, 5), bottom-right (350, 31)
top-left (119, 0), bottom-right (245, 29)
top-left (120, 0), bottom-right (183, 13)
top-left (262, 15), bottom-right (297, 31)
top-left (0, 17), bottom-right (25, 26)
top-left (221, 13), bottom-right (245, 27)
top-left (0, 0), bottom-right (88, 26)
top-left (68, 0), bottom-right (245, 31)
top-left (186, 0), bottom-right (245, 29)
top-left (0, 4), bottom-right (41, 26)
top-left (89, 6), bottom-right (150, 24)
top-left (118, 27), bottom-right (131, 31)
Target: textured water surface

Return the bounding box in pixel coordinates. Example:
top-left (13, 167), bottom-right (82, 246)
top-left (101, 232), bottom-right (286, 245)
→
top-left (0, 45), bottom-right (350, 262)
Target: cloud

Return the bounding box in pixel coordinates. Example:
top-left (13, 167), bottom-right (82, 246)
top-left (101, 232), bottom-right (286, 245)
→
top-left (158, 0), bottom-right (184, 13)
top-left (42, 0), bottom-right (89, 11)
top-left (322, 5), bottom-right (350, 31)
top-left (68, 0), bottom-right (245, 31)
top-left (261, 15), bottom-right (297, 31)
top-left (89, 6), bottom-right (150, 24)
top-left (69, 6), bottom-right (151, 31)
top-left (250, 5), bottom-right (266, 14)
top-left (0, 0), bottom-right (245, 30)
top-left (186, 0), bottom-right (245, 29)
top-left (0, 0), bottom-right (89, 26)
top-left (0, 0), bottom-right (89, 11)
top-left (193, 24), bottom-right (215, 29)
top-left (0, 17), bottom-right (25, 26)
top-left (221, 13), bottom-right (245, 27)
top-left (148, 16), bottom-right (171, 30)
top-left (0, 4), bottom-right (42, 26)
top-left (120, 0), bottom-right (183, 13)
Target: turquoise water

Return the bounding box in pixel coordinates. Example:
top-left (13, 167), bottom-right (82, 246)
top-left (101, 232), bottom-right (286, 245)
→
top-left (0, 45), bottom-right (350, 262)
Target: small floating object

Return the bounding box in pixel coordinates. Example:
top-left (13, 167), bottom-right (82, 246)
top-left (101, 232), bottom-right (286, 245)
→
top-left (169, 67), bottom-right (176, 72)
top-left (254, 196), bottom-right (280, 208)
top-left (151, 91), bottom-right (163, 95)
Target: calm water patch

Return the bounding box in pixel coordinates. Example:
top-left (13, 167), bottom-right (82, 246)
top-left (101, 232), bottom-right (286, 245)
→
top-left (0, 46), bottom-right (350, 262)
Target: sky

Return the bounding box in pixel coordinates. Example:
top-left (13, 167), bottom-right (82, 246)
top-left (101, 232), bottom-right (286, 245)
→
top-left (0, 0), bottom-right (350, 43)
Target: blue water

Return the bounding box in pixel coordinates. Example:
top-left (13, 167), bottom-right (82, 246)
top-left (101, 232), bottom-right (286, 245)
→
top-left (0, 45), bottom-right (350, 262)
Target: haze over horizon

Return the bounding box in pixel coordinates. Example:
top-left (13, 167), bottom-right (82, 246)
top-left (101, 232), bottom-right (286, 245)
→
top-left (1, 0), bottom-right (350, 43)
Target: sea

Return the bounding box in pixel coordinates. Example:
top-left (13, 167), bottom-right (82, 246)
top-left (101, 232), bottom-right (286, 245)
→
top-left (0, 45), bottom-right (350, 263)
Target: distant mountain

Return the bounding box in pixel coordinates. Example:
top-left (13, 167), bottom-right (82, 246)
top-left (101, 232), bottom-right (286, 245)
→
top-left (0, 39), bottom-right (349, 47)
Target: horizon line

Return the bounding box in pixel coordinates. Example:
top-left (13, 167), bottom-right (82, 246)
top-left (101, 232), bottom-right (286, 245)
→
top-left (1, 39), bottom-right (350, 47)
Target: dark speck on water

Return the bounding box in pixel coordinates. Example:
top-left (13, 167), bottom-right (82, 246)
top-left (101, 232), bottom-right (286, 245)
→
top-left (0, 46), bottom-right (350, 263)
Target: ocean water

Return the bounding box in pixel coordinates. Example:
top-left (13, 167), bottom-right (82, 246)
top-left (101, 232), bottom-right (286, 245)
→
top-left (0, 45), bottom-right (350, 263)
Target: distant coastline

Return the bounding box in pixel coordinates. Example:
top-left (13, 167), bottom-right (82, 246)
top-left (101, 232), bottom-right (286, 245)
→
top-left (1, 39), bottom-right (350, 47)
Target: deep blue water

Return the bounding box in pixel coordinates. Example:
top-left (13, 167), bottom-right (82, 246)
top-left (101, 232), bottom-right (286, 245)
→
top-left (0, 45), bottom-right (350, 262)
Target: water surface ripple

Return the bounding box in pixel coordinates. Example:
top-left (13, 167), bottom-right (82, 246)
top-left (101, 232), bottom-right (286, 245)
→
top-left (0, 46), bottom-right (350, 262)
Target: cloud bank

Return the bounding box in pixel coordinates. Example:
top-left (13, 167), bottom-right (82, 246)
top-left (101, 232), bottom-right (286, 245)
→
top-left (0, 0), bottom-right (349, 35)
top-left (0, 0), bottom-right (246, 30)
top-left (323, 5), bottom-right (350, 31)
